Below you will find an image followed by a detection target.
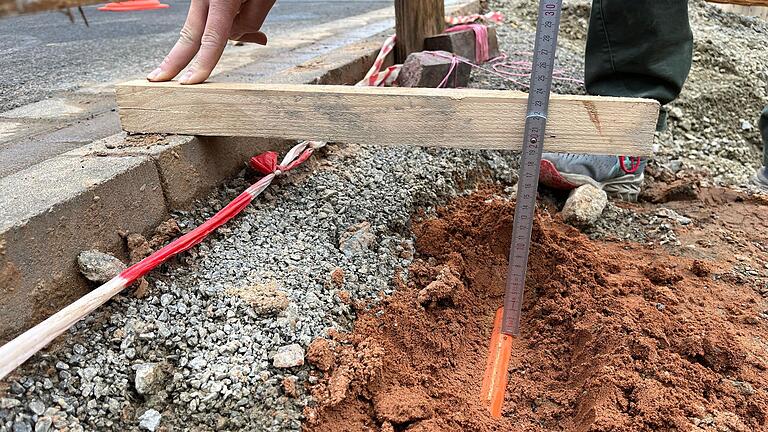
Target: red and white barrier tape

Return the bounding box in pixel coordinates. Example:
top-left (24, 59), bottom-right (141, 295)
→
top-left (357, 34), bottom-right (401, 87)
top-left (0, 139), bottom-right (326, 380)
top-left (445, 10), bottom-right (504, 26)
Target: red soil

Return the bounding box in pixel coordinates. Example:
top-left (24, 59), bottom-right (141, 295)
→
top-left (303, 189), bottom-right (768, 432)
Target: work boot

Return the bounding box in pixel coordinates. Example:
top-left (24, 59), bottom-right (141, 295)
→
top-left (754, 166), bottom-right (768, 192)
top-left (539, 154), bottom-right (646, 201)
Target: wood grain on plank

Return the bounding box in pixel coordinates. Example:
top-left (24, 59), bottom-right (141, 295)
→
top-left (709, 1), bottom-right (768, 18)
top-left (707, 0), bottom-right (768, 6)
top-left (116, 80), bottom-right (660, 156)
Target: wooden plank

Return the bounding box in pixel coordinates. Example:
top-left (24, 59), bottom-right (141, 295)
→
top-left (395, 0), bottom-right (445, 63)
top-left (710, 2), bottom-right (768, 18)
top-left (707, 0), bottom-right (768, 6)
top-left (115, 80), bottom-right (660, 156)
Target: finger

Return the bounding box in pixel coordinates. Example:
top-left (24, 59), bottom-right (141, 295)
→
top-left (230, 31), bottom-right (267, 45)
top-left (231, 0), bottom-right (275, 37)
top-left (179, 0), bottom-right (239, 84)
top-left (148, 0), bottom-right (208, 82)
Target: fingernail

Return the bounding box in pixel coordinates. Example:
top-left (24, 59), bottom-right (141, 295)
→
top-left (180, 69), bottom-right (194, 84)
top-left (147, 67), bottom-right (162, 81)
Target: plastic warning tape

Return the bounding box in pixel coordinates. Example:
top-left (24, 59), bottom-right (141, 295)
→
top-left (446, 11), bottom-right (504, 26)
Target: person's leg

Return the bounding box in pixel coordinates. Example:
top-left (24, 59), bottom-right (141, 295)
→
top-left (585, 0), bottom-right (693, 129)
top-left (540, 0), bottom-right (694, 201)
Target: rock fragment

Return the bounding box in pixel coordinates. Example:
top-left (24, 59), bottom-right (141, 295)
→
top-left (138, 409), bottom-right (162, 431)
top-left (1, 398), bottom-right (21, 409)
top-left (77, 250), bottom-right (126, 283)
top-left (307, 338), bottom-right (335, 371)
top-left (28, 400), bottom-right (45, 416)
top-left (273, 344), bottom-right (305, 368)
top-left (561, 184), bottom-right (608, 227)
top-left (417, 266), bottom-right (464, 305)
top-left (126, 233), bottom-right (152, 264)
top-left (339, 222), bottom-right (376, 257)
top-left (134, 363), bottom-right (165, 395)
top-left (656, 208), bottom-right (692, 225)
top-left (226, 281), bottom-right (290, 316)
top-left (34, 417), bottom-right (52, 432)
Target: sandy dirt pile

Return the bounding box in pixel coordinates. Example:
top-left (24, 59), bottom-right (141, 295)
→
top-left (303, 190), bottom-right (768, 432)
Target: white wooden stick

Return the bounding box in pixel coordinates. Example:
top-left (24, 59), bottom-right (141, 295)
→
top-left (0, 277), bottom-right (128, 380)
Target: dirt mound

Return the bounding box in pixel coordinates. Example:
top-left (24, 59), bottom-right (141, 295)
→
top-left (303, 190), bottom-right (768, 432)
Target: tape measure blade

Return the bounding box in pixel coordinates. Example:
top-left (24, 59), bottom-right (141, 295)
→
top-left (500, 0), bottom-right (563, 337)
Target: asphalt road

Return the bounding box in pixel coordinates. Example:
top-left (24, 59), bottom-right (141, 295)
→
top-left (0, 0), bottom-right (390, 112)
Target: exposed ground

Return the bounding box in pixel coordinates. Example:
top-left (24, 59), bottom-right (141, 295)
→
top-left (305, 189), bottom-right (768, 432)
top-left (1, 0), bottom-right (768, 431)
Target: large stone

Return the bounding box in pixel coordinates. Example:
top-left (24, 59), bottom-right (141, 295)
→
top-left (424, 26), bottom-right (500, 62)
top-left (561, 184), bottom-right (608, 227)
top-left (138, 409), bottom-right (161, 431)
top-left (77, 250), bottom-right (126, 283)
top-left (34, 417), bottom-right (52, 432)
top-left (396, 51), bottom-right (472, 88)
top-left (226, 281), bottom-right (290, 316)
top-left (273, 344), bottom-right (305, 368)
top-left (134, 363), bottom-right (164, 395)
top-left (339, 221), bottom-right (377, 256)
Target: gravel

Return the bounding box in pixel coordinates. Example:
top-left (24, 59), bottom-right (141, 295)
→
top-left (3, 1), bottom-right (764, 430)
top-left (0, 143), bottom-right (516, 431)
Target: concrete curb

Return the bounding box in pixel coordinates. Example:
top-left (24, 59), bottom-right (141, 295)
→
top-left (0, 0), bottom-right (481, 343)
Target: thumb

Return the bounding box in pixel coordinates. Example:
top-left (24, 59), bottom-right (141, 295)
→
top-left (230, 31), bottom-right (268, 45)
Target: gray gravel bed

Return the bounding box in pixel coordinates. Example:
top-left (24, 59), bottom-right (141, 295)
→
top-left (0, 144), bottom-right (516, 432)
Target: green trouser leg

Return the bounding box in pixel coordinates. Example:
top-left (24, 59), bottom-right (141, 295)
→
top-left (585, 0), bottom-right (693, 131)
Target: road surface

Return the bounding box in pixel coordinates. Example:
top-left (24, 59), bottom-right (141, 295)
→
top-left (0, 0), bottom-right (390, 112)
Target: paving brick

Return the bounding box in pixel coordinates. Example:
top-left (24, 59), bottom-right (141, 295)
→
top-left (424, 26), bottom-right (499, 62)
top-left (397, 50), bottom-right (472, 88)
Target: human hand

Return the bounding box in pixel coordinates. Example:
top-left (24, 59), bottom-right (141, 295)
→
top-left (147, 0), bottom-right (276, 84)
